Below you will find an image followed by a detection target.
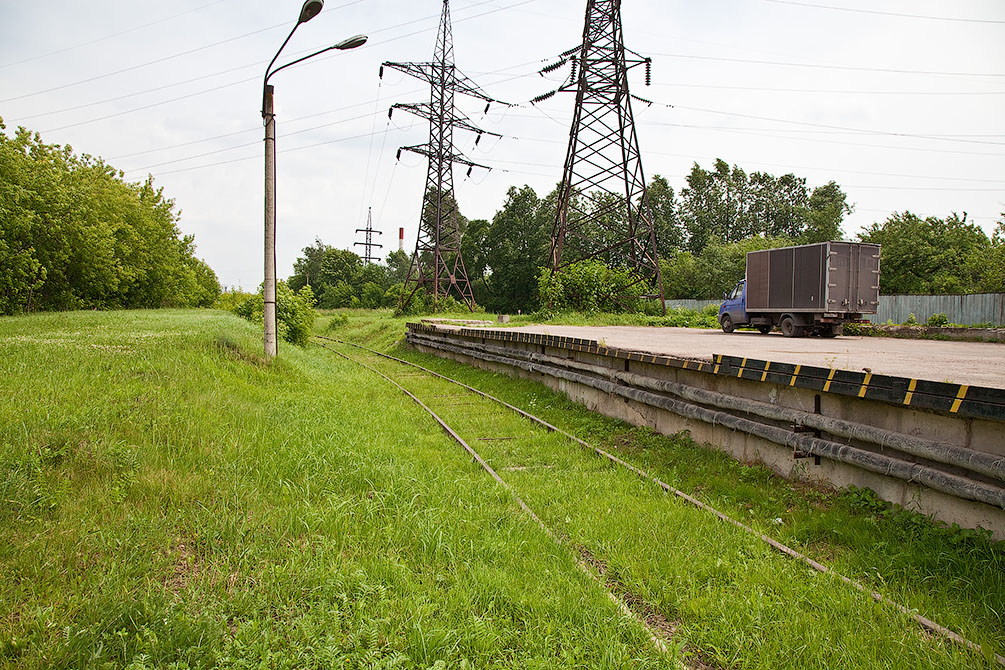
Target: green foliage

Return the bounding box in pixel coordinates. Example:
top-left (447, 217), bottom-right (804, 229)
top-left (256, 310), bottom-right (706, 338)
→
top-left (480, 185), bottom-right (553, 313)
top-left (232, 281), bottom-right (316, 346)
top-left (0, 119), bottom-right (220, 314)
top-left (537, 260), bottom-right (645, 313)
top-left (926, 312), bottom-right (950, 327)
top-left (801, 181), bottom-right (851, 244)
top-left (904, 313), bottom-right (920, 326)
top-left (213, 288), bottom-right (255, 312)
top-left (858, 211), bottom-right (993, 294)
top-left (661, 235), bottom-right (795, 299)
top-left (677, 159), bottom-right (838, 254)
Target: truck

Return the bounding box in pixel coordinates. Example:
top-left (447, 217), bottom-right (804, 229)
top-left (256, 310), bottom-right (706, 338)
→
top-left (718, 241), bottom-right (880, 338)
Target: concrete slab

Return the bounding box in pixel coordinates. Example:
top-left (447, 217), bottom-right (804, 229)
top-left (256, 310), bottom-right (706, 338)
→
top-left (484, 326), bottom-right (1005, 390)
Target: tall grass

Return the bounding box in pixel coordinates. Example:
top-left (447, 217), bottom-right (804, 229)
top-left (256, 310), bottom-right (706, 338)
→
top-left (0, 310), bottom-right (672, 668)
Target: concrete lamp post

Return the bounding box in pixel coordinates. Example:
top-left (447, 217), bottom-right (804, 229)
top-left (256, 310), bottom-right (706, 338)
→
top-left (261, 0), bottom-right (367, 356)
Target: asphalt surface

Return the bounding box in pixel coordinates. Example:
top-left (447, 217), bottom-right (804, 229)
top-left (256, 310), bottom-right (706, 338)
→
top-left (494, 325), bottom-right (1005, 389)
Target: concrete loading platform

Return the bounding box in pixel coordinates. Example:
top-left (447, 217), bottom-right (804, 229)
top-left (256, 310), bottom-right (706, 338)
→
top-left (407, 322), bottom-right (1005, 539)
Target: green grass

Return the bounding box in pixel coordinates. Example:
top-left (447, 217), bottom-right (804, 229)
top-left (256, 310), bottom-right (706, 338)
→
top-left (326, 309), bottom-right (1004, 666)
top-left (0, 310), bottom-right (672, 668)
top-left (3, 308), bottom-right (1002, 668)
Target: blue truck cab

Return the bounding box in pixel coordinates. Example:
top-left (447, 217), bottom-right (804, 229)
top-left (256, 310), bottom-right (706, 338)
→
top-left (718, 279), bottom-right (747, 333)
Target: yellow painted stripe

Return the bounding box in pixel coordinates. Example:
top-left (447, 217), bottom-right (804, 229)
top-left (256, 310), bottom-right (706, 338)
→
top-left (950, 385), bottom-right (969, 413)
top-left (713, 364), bottom-right (720, 374)
top-left (789, 364), bottom-right (802, 387)
top-left (682, 360), bottom-right (689, 369)
top-left (737, 357), bottom-right (747, 378)
top-left (823, 368), bottom-right (837, 393)
top-left (903, 379), bottom-right (917, 405)
top-left (761, 361), bottom-right (771, 382)
top-left (857, 373), bottom-right (873, 398)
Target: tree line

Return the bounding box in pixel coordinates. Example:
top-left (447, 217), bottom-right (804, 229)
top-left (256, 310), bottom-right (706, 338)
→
top-left (0, 121), bottom-right (220, 315)
top-left (290, 157), bottom-right (1004, 314)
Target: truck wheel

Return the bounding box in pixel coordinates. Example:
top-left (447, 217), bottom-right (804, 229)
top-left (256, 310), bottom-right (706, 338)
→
top-left (780, 316), bottom-right (803, 338)
top-left (720, 314), bottom-right (735, 333)
top-left (757, 325), bottom-right (772, 335)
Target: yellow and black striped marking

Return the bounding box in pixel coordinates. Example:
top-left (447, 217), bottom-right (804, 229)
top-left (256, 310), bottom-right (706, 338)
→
top-left (407, 323), bottom-right (1005, 421)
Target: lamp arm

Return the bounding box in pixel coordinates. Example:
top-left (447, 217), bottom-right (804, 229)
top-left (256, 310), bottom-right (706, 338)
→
top-left (269, 42), bottom-right (342, 80)
top-left (263, 22), bottom-right (300, 112)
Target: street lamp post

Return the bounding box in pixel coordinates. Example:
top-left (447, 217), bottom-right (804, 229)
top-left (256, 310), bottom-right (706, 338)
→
top-left (262, 0), bottom-right (367, 356)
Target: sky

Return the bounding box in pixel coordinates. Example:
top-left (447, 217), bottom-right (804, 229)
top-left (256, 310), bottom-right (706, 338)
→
top-left (2, 0), bottom-right (1003, 290)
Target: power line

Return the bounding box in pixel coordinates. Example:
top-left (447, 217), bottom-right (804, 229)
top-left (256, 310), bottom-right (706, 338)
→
top-left (650, 82), bottom-right (1005, 96)
top-left (0, 22), bottom-right (288, 105)
top-left (18, 0), bottom-right (528, 135)
top-left (105, 90), bottom-right (424, 161)
top-left (509, 132), bottom-right (1005, 185)
top-left (647, 51), bottom-right (1005, 78)
top-left (0, 0), bottom-right (230, 70)
top-left (762, 0), bottom-right (1005, 25)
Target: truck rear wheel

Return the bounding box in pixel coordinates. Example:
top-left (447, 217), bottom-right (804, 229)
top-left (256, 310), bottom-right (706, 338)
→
top-left (780, 316), bottom-right (803, 338)
top-left (720, 314), bottom-right (735, 333)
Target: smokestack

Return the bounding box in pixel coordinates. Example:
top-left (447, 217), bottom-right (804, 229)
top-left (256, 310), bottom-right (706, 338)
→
top-left (399, 227), bottom-right (404, 252)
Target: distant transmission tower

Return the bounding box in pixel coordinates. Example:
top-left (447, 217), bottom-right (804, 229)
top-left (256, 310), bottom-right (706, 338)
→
top-left (539, 0), bottom-right (665, 312)
top-left (354, 207), bottom-right (383, 264)
top-left (381, 0), bottom-right (502, 310)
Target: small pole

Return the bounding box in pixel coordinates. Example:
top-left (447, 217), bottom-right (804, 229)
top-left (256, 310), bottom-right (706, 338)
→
top-left (263, 84), bottom-right (278, 357)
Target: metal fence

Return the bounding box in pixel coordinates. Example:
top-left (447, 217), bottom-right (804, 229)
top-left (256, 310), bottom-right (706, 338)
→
top-left (665, 293), bottom-right (1005, 325)
top-left (867, 293), bottom-right (1005, 326)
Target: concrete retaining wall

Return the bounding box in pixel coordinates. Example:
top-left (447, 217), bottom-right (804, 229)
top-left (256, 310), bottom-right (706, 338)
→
top-left (407, 323), bottom-right (1005, 539)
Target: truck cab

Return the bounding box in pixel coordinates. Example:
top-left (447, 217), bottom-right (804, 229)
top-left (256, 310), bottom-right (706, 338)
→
top-left (719, 280), bottom-right (746, 333)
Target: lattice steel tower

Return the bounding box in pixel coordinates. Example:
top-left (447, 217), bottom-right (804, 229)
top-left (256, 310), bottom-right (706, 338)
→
top-left (354, 207), bottom-right (382, 264)
top-left (544, 0), bottom-right (665, 310)
top-left (381, 0), bottom-right (500, 310)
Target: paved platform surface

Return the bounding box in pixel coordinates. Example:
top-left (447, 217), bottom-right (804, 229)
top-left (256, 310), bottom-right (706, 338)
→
top-left (490, 325), bottom-right (1005, 390)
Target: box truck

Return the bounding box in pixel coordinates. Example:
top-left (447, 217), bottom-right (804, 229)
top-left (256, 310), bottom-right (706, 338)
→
top-left (718, 241), bottom-right (880, 337)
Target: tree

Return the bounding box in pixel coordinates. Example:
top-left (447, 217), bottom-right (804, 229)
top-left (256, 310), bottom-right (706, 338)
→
top-left (482, 185), bottom-right (552, 313)
top-left (676, 159), bottom-right (841, 254)
top-left (0, 119), bottom-right (219, 314)
top-left (645, 174), bottom-right (683, 258)
top-left (966, 217), bottom-right (1004, 294)
top-left (801, 181), bottom-right (851, 243)
top-left (858, 212), bottom-right (991, 294)
top-left (289, 238), bottom-right (332, 292)
top-left (384, 249), bottom-right (410, 285)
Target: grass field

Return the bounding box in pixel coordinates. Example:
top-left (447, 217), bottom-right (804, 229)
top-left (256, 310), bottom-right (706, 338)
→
top-left (2, 308), bottom-right (1002, 668)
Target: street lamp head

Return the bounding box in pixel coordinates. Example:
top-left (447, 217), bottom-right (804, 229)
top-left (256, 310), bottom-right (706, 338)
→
top-left (334, 34), bottom-right (368, 50)
top-left (298, 0), bottom-right (324, 24)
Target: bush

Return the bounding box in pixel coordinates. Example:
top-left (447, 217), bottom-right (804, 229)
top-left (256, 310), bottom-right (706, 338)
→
top-left (926, 312), bottom-right (950, 327)
top-left (536, 260), bottom-right (646, 313)
top-left (232, 281), bottom-right (316, 347)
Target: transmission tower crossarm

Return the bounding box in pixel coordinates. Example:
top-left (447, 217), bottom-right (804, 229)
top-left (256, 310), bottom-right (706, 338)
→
top-left (390, 102), bottom-right (501, 137)
top-left (397, 144), bottom-right (490, 171)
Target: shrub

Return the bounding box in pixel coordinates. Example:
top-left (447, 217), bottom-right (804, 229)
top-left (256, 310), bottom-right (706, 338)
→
top-left (926, 312), bottom-right (950, 327)
top-left (231, 281), bottom-right (316, 347)
top-left (536, 260), bottom-right (646, 313)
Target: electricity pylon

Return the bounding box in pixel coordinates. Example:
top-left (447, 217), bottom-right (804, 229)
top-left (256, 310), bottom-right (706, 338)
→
top-left (354, 207), bottom-right (382, 264)
top-left (382, 0), bottom-right (501, 311)
top-left (540, 0), bottom-right (665, 312)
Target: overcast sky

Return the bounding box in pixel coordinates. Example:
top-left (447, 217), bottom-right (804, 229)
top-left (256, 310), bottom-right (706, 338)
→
top-left (2, 0), bottom-right (1003, 290)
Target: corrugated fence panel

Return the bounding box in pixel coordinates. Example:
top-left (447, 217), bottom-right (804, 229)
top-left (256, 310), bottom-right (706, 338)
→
top-left (867, 293), bottom-right (1005, 325)
top-left (666, 294), bottom-right (1005, 324)
top-left (665, 299), bottom-right (719, 311)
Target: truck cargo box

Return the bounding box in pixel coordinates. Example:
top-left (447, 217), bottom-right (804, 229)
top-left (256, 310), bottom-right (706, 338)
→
top-left (745, 242), bottom-right (880, 314)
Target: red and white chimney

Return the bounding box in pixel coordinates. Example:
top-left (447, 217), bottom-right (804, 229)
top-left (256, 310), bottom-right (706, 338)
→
top-left (399, 227), bottom-right (405, 252)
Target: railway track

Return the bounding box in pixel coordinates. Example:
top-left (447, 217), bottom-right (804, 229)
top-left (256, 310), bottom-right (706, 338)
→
top-left (314, 334), bottom-right (1003, 667)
